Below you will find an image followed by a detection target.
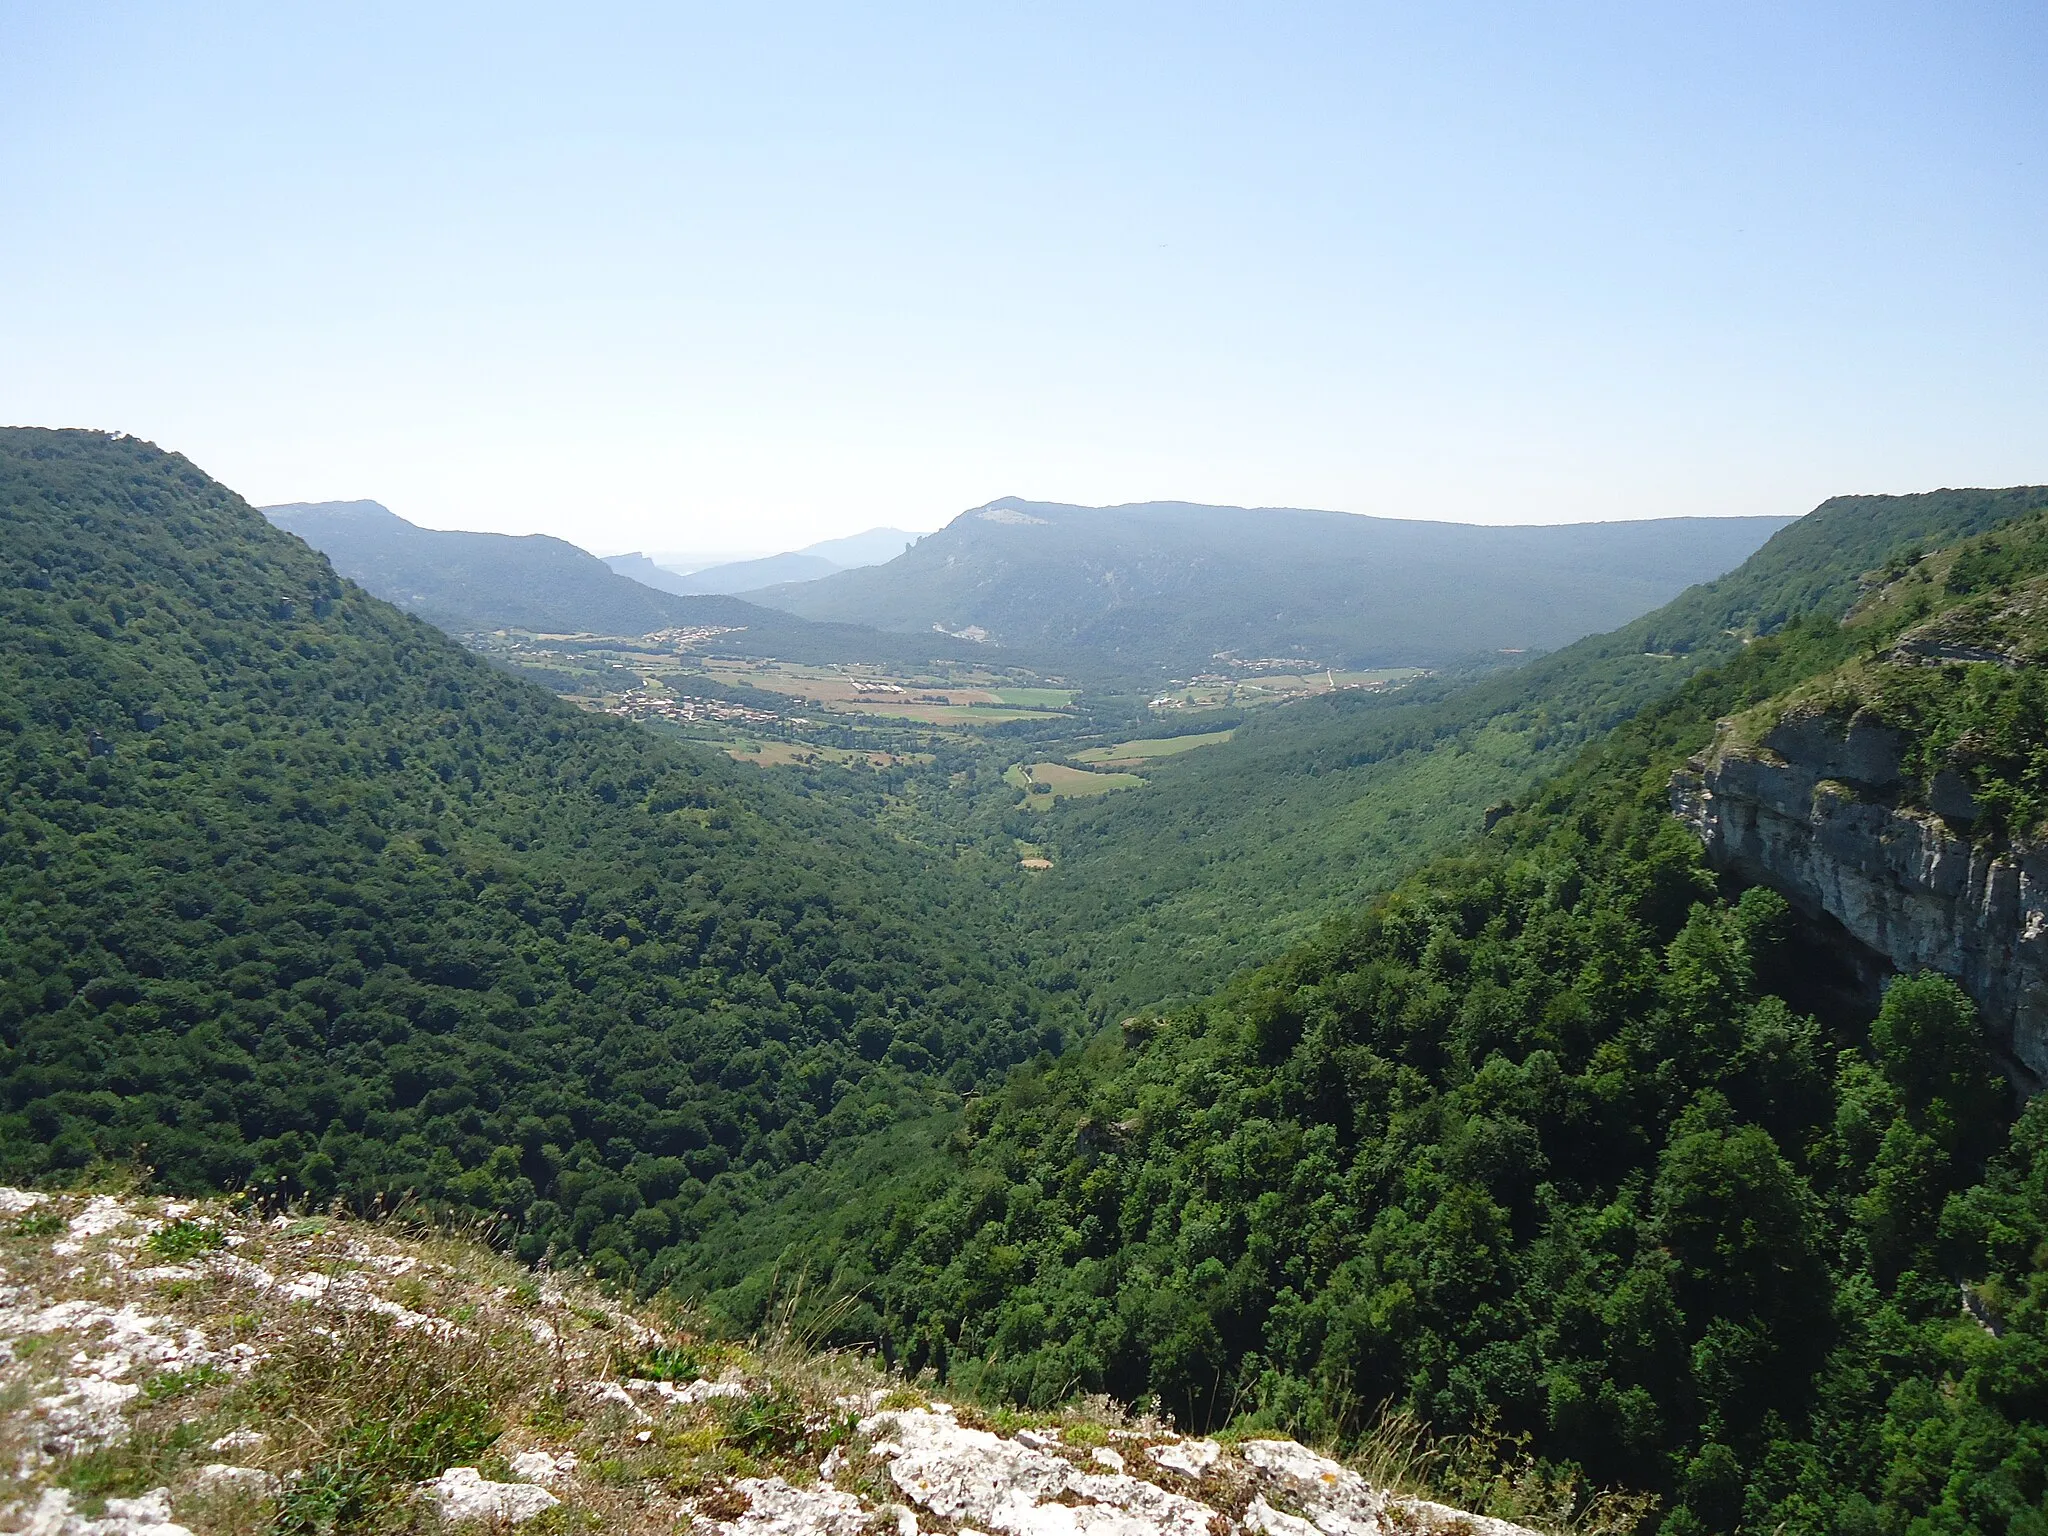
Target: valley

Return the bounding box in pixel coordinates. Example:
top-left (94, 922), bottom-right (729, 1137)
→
top-left (10, 14), bottom-right (2040, 1535)
top-left (4, 430), bottom-right (2047, 1536)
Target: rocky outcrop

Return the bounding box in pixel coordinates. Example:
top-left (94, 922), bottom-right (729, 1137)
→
top-left (0, 1190), bottom-right (1538, 1536)
top-left (1672, 711), bottom-right (2048, 1089)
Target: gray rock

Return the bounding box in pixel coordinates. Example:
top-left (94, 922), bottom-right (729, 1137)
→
top-left (423, 1467), bottom-right (560, 1525)
top-left (1674, 732), bottom-right (2048, 1090)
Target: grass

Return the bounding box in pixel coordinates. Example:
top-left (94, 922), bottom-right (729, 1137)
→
top-left (723, 741), bottom-right (928, 768)
top-left (1342, 1404), bottom-right (1659, 1536)
top-left (1020, 763), bottom-right (1143, 800)
top-left (992, 688), bottom-right (1076, 707)
top-left (0, 1190), bottom-right (1654, 1536)
top-left (145, 1219), bottom-right (226, 1262)
top-left (252, 1312), bottom-right (519, 1534)
top-left (1073, 730), bottom-right (1235, 765)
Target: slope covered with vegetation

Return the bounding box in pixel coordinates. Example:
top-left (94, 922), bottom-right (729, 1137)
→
top-left (0, 430), bottom-right (1064, 1282)
top-left (264, 499), bottom-right (989, 672)
top-left (0, 1186), bottom-right (1575, 1536)
top-left (1002, 487), bottom-right (2048, 1012)
top-left (752, 496), bottom-right (1791, 675)
top-left (1723, 506), bottom-right (2048, 843)
top-left (690, 510), bottom-right (2048, 1534)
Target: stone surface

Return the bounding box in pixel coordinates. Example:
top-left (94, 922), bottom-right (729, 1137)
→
top-left (0, 1190), bottom-right (1533, 1536)
top-left (1147, 1439), bottom-right (1220, 1477)
top-left (17, 1487), bottom-right (193, 1536)
top-left (627, 1375), bottom-right (750, 1405)
top-left (508, 1448), bottom-right (579, 1485)
top-left (192, 1463), bottom-right (279, 1495)
top-left (698, 1478), bottom-right (871, 1536)
top-left (424, 1466), bottom-right (561, 1525)
top-left (853, 1410), bottom-right (1537, 1536)
top-left (1673, 719), bottom-right (2048, 1089)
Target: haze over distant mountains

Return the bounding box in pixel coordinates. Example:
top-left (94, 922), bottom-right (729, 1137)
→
top-left (267, 497), bottom-right (1796, 680)
top-left (260, 501), bottom-right (970, 670)
top-left (605, 527), bottom-right (920, 596)
top-left (746, 497), bottom-right (1797, 672)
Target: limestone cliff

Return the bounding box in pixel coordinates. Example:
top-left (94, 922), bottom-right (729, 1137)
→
top-left (1672, 709), bottom-right (2048, 1090)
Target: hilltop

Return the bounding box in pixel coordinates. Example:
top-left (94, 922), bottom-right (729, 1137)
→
top-left (747, 498), bottom-right (1793, 675)
top-left (260, 500), bottom-right (754, 637)
top-left (0, 1187), bottom-right (1564, 1536)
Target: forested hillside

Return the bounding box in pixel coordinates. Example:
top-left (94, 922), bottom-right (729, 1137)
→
top-left (732, 547), bottom-right (2048, 1533)
top-left (261, 499), bottom-right (759, 635)
top-left (12, 430), bottom-right (2048, 1533)
top-left (752, 496), bottom-right (1791, 673)
top-left (1008, 487), bottom-right (2048, 1011)
top-left (0, 431), bottom-right (1063, 1279)
top-left (265, 499), bottom-right (988, 671)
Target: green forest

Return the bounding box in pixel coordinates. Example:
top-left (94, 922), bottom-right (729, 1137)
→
top-left (730, 601), bottom-right (2048, 1533)
top-left (5, 429), bottom-right (2048, 1532)
top-left (0, 429), bottom-right (1068, 1280)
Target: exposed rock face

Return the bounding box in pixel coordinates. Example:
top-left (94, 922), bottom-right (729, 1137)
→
top-left (424, 1466), bottom-right (561, 1525)
top-left (0, 1189), bottom-right (1535, 1536)
top-left (1672, 712), bottom-right (2048, 1089)
top-left (855, 1405), bottom-right (1537, 1536)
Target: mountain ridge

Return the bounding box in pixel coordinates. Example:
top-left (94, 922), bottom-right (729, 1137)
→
top-left (261, 499), bottom-right (993, 671)
top-left (996, 485), bottom-right (2048, 1011)
top-left (745, 496), bottom-right (1795, 673)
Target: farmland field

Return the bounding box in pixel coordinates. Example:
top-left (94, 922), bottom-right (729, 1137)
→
top-left (1148, 667), bottom-right (1427, 712)
top-left (724, 742), bottom-right (928, 768)
top-left (1019, 761), bottom-right (1143, 801)
top-left (1075, 729), bottom-right (1235, 766)
top-left (696, 659), bottom-right (1068, 723)
top-left (991, 687), bottom-right (1077, 707)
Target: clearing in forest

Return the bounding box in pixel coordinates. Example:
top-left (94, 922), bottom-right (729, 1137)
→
top-left (1015, 762), bottom-right (1143, 801)
top-left (1075, 729), bottom-right (1235, 767)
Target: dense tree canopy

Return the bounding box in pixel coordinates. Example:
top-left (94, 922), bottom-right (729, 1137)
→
top-left (8, 429), bottom-right (2048, 1532)
top-left (699, 609), bottom-right (2048, 1533)
top-left (0, 429), bottom-right (1066, 1280)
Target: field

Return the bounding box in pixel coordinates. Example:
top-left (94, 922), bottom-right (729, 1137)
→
top-left (698, 659), bottom-right (1071, 723)
top-left (724, 742), bottom-right (928, 768)
top-left (1148, 667), bottom-right (1427, 712)
top-left (992, 686), bottom-right (1078, 707)
top-left (1075, 729), bottom-right (1235, 767)
top-left (1013, 761), bottom-right (1143, 802)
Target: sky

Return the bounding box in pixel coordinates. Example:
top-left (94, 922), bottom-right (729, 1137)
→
top-left (1, 3), bottom-right (2043, 559)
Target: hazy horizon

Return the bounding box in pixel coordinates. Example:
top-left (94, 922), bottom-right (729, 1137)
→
top-left (252, 489), bottom-right (1808, 575)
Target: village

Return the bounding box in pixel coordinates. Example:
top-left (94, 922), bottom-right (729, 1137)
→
top-left (598, 689), bottom-right (795, 730)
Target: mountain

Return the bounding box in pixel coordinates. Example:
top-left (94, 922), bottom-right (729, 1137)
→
top-left (612, 549), bottom-right (844, 594)
top-left (1, 430), bottom-right (1063, 1251)
top-left (693, 502), bottom-right (2048, 1534)
top-left (1002, 487), bottom-right (2048, 1010)
top-left (263, 500), bottom-right (988, 669)
top-left (801, 526), bottom-right (921, 567)
top-left (262, 499), bottom-right (764, 635)
top-left (613, 527), bottom-right (921, 595)
top-left (745, 497), bottom-right (1796, 673)
top-left (600, 549), bottom-right (727, 594)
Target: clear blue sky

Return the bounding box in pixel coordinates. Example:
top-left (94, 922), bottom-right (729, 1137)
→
top-left (2, 3), bottom-right (2042, 555)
